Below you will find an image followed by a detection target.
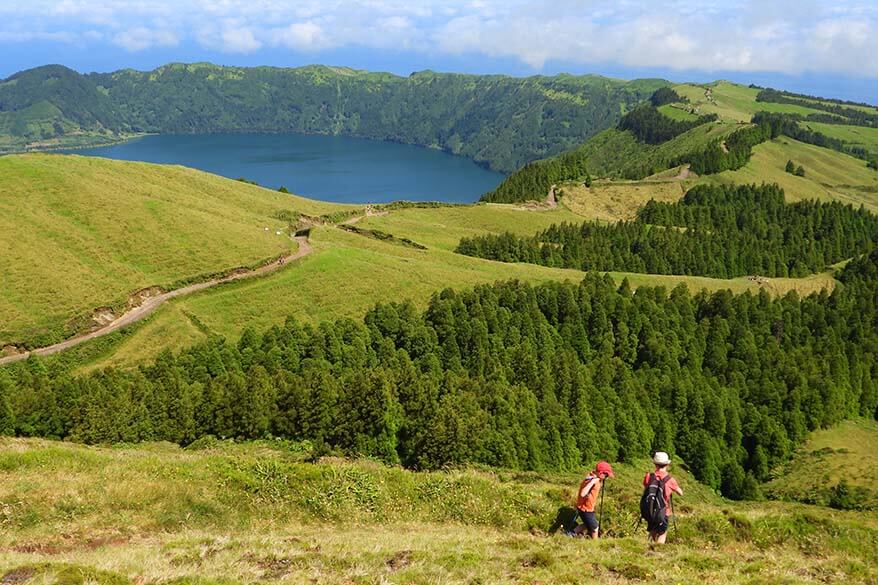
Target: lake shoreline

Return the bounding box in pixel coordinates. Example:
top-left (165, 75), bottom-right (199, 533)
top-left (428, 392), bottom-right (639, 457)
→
top-left (66, 132), bottom-right (505, 204)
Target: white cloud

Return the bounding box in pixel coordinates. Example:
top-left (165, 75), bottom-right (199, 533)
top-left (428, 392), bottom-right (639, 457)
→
top-left (112, 26), bottom-right (178, 52)
top-left (0, 0), bottom-right (875, 78)
top-left (222, 25), bottom-right (262, 53)
top-left (270, 21), bottom-right (330, 51)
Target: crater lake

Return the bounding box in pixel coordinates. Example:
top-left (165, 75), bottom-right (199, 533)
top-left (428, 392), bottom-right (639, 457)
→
top-left (69, 133), bottom-right (505, 204)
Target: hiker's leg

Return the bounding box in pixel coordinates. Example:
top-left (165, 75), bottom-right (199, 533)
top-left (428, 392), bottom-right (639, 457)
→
top-left (583, 512), bottom-right (599, 539)
top-left (655, 518), bottom-right (669, 544)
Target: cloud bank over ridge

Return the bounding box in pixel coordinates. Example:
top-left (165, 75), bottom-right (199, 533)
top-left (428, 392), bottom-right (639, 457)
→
top-left (1, 0), bottom-right (876, 79)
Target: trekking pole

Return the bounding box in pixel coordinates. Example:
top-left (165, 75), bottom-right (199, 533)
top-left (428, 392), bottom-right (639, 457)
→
top-left (670, 494), bottom-right (678, 535)
top-left (598, 478), bottom-right (605, 538)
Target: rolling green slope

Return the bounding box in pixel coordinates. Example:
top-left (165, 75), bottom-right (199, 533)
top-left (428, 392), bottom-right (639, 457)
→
top-left (706, 136), bottom-right (878, 210)
top-left (77, 198), bottom-right (836, 372)
top-left (0, 154), bottom-right (349, 349)
top-left (489, 79), bottom-right (878, 206)
top-left (1, 438), bottom-right (876, 584)
top-left (765, 419), bottom-right (878, 510)
top-left (673, 81), bottom-right (837, 121)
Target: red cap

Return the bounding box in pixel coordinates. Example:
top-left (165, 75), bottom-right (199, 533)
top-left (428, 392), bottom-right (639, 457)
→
top-left (596, 461), bottom-right (615, 478)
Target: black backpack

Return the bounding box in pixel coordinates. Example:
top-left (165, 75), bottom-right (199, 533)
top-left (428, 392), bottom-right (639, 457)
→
top-left (640, 473), bottom-right (669, 526)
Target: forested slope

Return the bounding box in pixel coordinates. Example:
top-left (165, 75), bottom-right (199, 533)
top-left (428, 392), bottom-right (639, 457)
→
top-left (3, 243), bottom-right (878, 499)
top-left (0, 63), bottom-right (668, 172)
top-left (462, 183), bottom-right (878, 278)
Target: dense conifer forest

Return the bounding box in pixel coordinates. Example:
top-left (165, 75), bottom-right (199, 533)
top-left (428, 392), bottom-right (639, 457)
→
top-left (461, 184), bottom-right (878, 278)
top-left (2, 239), bottom-right (878, 500)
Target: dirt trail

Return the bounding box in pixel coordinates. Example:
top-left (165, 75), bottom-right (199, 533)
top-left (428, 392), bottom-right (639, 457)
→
top-left (0, 236), bottom-right (313, 366)
top-left (546, 184), bottom-right (558, 208)
top-left (342, 205), bottom-right (388, 226)
top-left (674, 165), bottom-right (691, 180)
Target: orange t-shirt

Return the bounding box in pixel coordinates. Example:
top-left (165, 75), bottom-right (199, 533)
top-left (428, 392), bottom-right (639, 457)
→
top-left (642, 468), bottom-right (680, 516)
top-left (576, 475), bottom-right (602, 512)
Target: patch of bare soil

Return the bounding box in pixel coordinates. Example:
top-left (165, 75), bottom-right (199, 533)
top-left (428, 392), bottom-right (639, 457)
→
top-left (242, 553), bottom-right (296, 579)
top-left (386, 550), bottom-right (413, 571)
top-left (0, 567), bottom-right (35, 585)
top-left (91, 307), bottom-right (116, 328)
top-left (127, 286), bottom-right (164, 309)
top-left (1, 345), bottom-right (22, 357)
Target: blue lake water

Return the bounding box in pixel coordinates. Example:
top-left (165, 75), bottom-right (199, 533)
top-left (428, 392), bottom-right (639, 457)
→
top-left (69, 133), bottom-right (504, 204)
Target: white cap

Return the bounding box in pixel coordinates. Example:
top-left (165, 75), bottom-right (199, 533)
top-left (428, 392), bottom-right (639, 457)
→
top-left (653, 451), bottom-right (671, 465)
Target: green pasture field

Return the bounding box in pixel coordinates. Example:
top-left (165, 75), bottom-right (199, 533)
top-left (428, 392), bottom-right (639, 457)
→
top-left (0, 154), bottom-right (350, 348)
top-left (657, 103), bottom-right (700, 121)
top-left (799, 121), bottom-right (878, 158)
top-left (672, 81), bottom-right (838, 122)
top-left (765, 419), bottom-right (878, 510)
top-left (705, 136), bottom-right (878, 211)
top-left (0, 437), bottom-right (876, 584)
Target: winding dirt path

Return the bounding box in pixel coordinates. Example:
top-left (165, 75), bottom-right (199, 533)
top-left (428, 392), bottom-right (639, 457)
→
top-left (0, 236), bottom-right (313, 366)
top-left (341, 205), bottom-right (388, 225)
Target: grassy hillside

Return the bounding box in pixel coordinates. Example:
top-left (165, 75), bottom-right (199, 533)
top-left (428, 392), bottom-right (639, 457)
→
top-left (765, 419), bottom-right (878, 510)
top-left (0, 154), bottom-right (349, 349)
top-left (707, 136), bottom-right (878, 211)
top-left (491, 79), bottom-right (878, 208)
top-left (801, 121), bottom-right (878, 159)
top-left (672, 81), bottom-right (836, 122)
top-left (65, 195), bottom-right (842, 372)
top-left (0, 438), bottom-right (876, 583)
top-left (549, 135), bottom-right (878, 223)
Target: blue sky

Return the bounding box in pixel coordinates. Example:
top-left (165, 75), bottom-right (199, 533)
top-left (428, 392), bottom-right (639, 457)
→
top-left (2, 0), bottom-right (876, 103)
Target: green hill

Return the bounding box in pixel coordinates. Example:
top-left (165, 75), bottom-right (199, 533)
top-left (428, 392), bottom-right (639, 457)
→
top-left (0, 438), bottom-right (876, 584)
top-left (488, 81), bottom-right (878, 206)
top-left (0, 63), bottom-right (669, 172)
top-left (765, 419), bottom-right (878, 510)
top-left (0, 154), bottom-right (843, 372)
top-left (0, 154), bottom-right (347, 349)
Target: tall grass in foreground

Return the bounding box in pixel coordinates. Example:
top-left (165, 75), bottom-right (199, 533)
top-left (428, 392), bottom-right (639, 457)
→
top-left (0, 438), bottom-right (876, 583)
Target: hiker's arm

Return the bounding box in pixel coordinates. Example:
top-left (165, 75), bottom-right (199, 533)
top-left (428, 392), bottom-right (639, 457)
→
top-left (580, 478), bottom-right (599, 498)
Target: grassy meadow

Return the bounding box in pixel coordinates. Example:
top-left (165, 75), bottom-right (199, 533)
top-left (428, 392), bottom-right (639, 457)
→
top-left (800, 121), bottom-right (878, 159)
top-left (672, 82), bottom-right (835, 122)
top-left (73, 196), bottom-right (844, 372)
top-left (707, 137), bottom-right (878, 211)
top-left (765, 419), bottom-right (878, 510)
top-left (0, 155), bottom-right (353, 349)
top-left (0, 437), bottom-right (877, 584)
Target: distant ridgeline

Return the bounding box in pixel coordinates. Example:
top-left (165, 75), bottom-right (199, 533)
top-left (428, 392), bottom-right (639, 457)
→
top-left (482, 87), bottom-right (878, 203)
top-left (3, 247), bottom-right (878, 499)
top-left (0, 63), bottom-right (668, 172)
top-left (461, 183), bottom-right (878, 278)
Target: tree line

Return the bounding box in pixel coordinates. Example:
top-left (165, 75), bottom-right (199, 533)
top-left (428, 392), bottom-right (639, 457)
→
top-left (3, 252), bottom-right (878, 500)
top-left (618, 104), bottom-right (717, 145)
top-left (461, 184), bottom-right (878, 278)
top-left (756, 88), bottom-right (878, 127)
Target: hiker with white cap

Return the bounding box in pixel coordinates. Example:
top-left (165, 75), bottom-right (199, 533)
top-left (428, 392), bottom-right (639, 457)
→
top-left (640, 451), bottom-right (683, 544)
top-left (570, 460), bottom-right (615, 538)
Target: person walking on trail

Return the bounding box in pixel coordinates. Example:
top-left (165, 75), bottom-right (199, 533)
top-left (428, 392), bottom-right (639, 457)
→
top-left (642, 451), bottom-right (683, 544)
top-left (570, 461), bottom-right (615, 538)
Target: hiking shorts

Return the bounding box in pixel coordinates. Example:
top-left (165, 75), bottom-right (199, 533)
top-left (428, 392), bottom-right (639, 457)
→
top-left (648, 516), bottom-right (669, 535)
top-left (577, 510), bottom-right (599, 533)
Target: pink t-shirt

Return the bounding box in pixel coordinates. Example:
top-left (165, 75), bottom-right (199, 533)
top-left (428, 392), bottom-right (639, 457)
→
top-left (643, 468), bottom-right (680, 515)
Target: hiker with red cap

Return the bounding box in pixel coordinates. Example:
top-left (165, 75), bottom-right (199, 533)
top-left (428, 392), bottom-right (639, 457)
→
top-left (641, 451), bottom-right (683, 544)
top-left (569, 460), bottom-right (614, 538)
